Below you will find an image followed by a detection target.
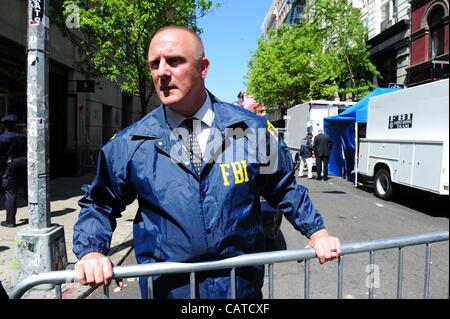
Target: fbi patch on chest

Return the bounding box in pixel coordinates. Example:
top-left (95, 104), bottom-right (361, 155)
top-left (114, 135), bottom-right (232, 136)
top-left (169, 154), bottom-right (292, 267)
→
top-left (219, 160), bottom-right (250, 186)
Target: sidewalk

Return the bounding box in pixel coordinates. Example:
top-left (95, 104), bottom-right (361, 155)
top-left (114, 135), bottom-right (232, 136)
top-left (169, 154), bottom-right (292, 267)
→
top-left (0, 172), bottom-right (137, 299)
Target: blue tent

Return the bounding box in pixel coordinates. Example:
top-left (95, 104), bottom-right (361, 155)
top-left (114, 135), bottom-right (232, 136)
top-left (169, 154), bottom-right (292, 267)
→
top-left (323, 88), bottom-right (400, 181)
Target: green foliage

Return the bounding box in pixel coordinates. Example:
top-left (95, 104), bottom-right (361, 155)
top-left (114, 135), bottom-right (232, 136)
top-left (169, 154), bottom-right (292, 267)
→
top-left (246, 0), bottom-right (379, 112)
top-left (246, 25), bottom-right (318, 112)
top-left (51, 0), bottom-right (216, 111)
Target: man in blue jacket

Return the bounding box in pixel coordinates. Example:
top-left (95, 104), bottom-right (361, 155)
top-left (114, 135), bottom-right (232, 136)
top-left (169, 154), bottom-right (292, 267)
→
top-left (73, 25), bottom-right (341, 299)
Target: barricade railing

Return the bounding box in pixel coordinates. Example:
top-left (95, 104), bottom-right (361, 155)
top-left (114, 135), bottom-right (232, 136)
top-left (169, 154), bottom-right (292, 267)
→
top-left (10, 231), bottom-right (449, 299)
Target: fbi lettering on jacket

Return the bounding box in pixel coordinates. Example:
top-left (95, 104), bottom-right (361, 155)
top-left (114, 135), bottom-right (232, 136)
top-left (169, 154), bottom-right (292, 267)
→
top-left (220, 160), bottom-right (250, 186)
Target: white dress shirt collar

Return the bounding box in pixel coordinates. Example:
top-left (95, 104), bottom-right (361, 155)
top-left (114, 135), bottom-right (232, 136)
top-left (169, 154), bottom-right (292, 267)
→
top-left (164, 92), bottom-right (214, 129)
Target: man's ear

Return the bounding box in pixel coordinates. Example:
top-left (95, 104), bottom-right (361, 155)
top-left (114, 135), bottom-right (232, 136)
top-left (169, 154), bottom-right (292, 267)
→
top-left (200, 57), bottom-right (210, 79)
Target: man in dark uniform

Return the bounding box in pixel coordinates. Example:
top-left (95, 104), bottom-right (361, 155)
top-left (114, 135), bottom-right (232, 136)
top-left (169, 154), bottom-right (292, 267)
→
top-left (313, 128), bottom-right (333, 181)
top-left (0, 114), bottom-right (27, 227)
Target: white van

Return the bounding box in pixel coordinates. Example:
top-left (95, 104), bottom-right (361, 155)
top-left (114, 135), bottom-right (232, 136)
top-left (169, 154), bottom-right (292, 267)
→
top-left (284, 100), bottom-right (354, 163)
top-left (357, 79), bottom-right (449, 200)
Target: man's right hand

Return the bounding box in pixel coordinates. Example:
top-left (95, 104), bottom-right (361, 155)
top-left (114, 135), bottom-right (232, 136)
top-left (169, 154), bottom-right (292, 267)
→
top-left (74, 252), bottom-right (123, 288)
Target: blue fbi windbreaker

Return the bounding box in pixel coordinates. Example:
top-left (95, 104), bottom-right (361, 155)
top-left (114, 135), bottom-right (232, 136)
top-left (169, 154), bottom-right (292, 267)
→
top-left (73, 93), bottom-right (325, 299)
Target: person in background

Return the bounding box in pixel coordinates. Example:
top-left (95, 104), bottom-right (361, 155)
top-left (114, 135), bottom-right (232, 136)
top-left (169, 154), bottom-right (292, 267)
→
top-left (313, 128), bottom-right (333, 181)
top-left (298, 132), bottom-right (314, 179)
top-left (0, 114), bottom-right (27, 227)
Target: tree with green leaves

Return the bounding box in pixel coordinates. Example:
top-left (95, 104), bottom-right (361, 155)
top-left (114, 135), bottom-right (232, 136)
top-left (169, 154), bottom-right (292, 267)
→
top-left (246, 0), bottom-right (379, 112)
top-left (305, 0), bottom-right (379, 101)
top-left (246, 25), bottom-right (320, 112)
top-left (51, 0), bottom-right (216, 113)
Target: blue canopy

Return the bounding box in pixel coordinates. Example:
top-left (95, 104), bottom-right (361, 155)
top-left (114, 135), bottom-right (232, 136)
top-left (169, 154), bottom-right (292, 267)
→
top-left (323, 88), bottom-right (400, 181)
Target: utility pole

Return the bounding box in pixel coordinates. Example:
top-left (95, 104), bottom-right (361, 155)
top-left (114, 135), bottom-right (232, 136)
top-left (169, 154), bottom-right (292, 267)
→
top-left (12, 0), bottom-right (67, 291)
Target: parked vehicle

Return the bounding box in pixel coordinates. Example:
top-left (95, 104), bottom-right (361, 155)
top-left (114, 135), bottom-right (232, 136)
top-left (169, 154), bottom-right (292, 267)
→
top-left (357, 79), bottom-right (449, 200)
top-left (284, 100), bottom-right (354, 165)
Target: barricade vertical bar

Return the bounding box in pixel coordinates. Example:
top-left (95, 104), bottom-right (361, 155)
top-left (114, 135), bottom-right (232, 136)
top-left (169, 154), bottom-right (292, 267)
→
top-left (55, 284), bottom-right (62, 299)
top-left (397, 247), bottom-right (404, 299)
top-left (424, 243), bottom-right (432, 299)
top-left (369, 251), bottom-right (375, 299)
top-left (102, 285), bottom-right (109, 299)
top-left (230, 268), bottom-right (236, 299)
top-left (304, 259), bottom-right (310, 299)
top-left (268, 263), bottom-right (274, 299)
top-left (147, 276), bottom-right (154, 299)
top-left (337, 256), bottom-right (344, 299)
top-left (190, 272), bottom-right (196, 299)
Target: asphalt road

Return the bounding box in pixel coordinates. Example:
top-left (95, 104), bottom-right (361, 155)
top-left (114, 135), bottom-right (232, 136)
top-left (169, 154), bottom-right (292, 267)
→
top-left (264, 176), bottom-right (448, 299)
top-left (88, 175), bottom-right (449, 299)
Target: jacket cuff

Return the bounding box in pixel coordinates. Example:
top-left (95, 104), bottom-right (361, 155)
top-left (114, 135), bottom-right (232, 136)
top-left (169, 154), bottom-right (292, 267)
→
top-left (73, 245), bottom-right (109, 260)
top-left (305, 225), bottom-right (326, 239)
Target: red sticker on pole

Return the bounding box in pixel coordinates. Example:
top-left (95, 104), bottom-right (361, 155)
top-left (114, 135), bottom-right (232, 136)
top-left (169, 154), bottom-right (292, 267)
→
top-left (29, 0), bottom-right (44, 26)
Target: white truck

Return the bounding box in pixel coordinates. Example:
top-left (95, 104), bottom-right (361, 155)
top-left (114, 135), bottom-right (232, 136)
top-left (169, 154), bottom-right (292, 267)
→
top-left (357, 79), bottom-right (449, 200)
top-left (284, 100), bottom-right (354, 162)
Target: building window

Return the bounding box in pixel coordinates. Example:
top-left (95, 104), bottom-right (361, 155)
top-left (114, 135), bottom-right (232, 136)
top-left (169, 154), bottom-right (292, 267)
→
top-left (427, 5), bottom-right (445, 59)
top-left (392, 0), bottom-right (398, 20)
top-left (381, 0), bottom-right (398, 31)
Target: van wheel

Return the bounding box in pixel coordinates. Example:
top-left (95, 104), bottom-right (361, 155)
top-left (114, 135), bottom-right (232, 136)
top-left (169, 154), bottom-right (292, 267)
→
top-left (374, 169), bottom-right (393, 200)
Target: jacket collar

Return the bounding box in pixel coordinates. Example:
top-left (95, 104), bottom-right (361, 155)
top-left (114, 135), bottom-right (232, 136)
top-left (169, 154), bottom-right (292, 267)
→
top-left (129, 90), bottom-right (251, 138)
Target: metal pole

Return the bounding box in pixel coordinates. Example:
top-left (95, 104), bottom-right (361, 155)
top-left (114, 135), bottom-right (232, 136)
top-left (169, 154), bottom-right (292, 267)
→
top-left (304, 259), bottom-right (310, 299)
top-left (147, 276), bottom-right (154, 299)
top-left (27, 0), bottom-right (50, 230)
top-left (268, 263), bottom-right (274, 299)
top-left (424, 243), bottom-right (432, 299)
top-left (190, 272), bottom-right (196, 299)
top-left (12, 0), bottom-right (67, 291)
top-left (396, 247), bottom-right (404, 299)
top-left (102, 285), bottom-right (110, 299)
top-left (230, 268), bottom-right (236, 299)
top-left (337, 255), bottom-right (344, 299)
top-left (369, 251), bottom-right (375, 299)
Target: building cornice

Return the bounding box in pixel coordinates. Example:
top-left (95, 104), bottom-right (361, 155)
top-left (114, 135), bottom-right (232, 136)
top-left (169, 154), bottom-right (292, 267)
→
top-left (368, 19), bottom-right (410, 47)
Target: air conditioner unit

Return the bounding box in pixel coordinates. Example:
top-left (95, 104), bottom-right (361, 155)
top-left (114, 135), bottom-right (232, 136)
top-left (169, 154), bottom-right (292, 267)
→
top-left (380, 17), bottom-right (397, 31)
top-left (380, 19), bottom-right (391, 31)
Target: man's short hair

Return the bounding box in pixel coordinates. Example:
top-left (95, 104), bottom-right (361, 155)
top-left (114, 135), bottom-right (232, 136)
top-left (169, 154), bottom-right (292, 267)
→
top-left (152, 25), bottom-right (205, 58)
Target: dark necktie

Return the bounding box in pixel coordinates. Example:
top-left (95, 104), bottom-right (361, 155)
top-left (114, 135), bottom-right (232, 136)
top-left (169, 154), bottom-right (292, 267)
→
top-left (183, 118), bottom-right (203, 176)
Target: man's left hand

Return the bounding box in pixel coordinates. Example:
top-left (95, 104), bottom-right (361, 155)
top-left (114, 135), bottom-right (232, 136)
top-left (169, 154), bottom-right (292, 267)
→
top-left (305, 229), bottom-right (341, 264)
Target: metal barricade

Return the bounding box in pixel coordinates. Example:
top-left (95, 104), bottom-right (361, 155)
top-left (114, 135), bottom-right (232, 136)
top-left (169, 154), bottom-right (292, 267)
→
top-left (10, 231), bottom-right (449, 299)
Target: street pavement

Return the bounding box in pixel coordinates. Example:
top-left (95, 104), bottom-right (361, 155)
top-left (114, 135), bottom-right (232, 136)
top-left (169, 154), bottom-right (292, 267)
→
top-left (263, 176), bottom-right (449, 299)
top-left (0, 172), bottom-right (136, 299)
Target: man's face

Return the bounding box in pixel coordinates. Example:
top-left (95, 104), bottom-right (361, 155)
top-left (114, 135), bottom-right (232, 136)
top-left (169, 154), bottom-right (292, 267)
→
top-left (148, 29), bottom-right (209, 115)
